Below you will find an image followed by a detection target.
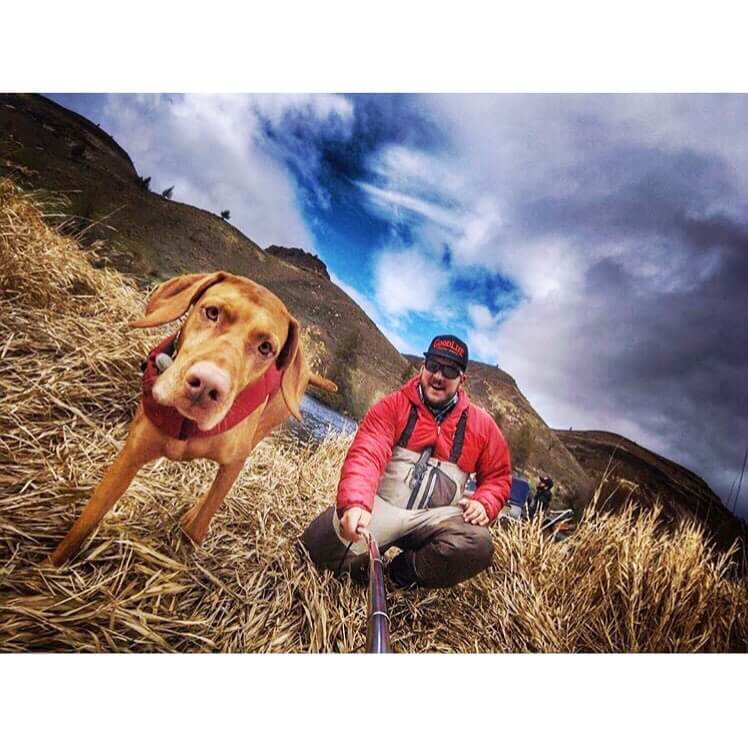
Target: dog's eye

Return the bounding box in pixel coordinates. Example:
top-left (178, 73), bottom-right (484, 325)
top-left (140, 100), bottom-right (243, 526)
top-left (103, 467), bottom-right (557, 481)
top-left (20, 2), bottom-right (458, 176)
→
top-left (204, 306), bottom-right (220, 322)
top-left (258, 341), bottom-right (273, 357)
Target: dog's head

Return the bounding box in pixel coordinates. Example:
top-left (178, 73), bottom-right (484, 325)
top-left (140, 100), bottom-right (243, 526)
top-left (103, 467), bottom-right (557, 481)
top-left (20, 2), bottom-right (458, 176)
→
top-left (131, 272), bottom-right (303, 430)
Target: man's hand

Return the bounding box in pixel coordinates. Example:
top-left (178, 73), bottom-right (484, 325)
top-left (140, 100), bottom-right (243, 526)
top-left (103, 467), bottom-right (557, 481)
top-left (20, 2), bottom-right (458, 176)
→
top-left (340, 507), bottom-right (372, 543)
top-left (458, 498), bottom-right (489, 526)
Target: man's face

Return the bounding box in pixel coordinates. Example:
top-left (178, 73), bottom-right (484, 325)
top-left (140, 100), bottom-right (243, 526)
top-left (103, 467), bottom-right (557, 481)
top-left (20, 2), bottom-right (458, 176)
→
top-left (420, 355), bottom-right (464, 406)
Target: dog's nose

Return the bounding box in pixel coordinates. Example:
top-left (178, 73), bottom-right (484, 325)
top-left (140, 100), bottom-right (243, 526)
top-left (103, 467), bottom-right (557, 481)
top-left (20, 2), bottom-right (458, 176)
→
top-left (184, 362), bottom-right (230, 406)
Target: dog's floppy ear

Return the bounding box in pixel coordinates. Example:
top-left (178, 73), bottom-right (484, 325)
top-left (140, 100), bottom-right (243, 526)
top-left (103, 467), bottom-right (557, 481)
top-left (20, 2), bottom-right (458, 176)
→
top-left (129, 272), bottom-right (227, 328)
top-left (277, 316), bottom-right (303, 421)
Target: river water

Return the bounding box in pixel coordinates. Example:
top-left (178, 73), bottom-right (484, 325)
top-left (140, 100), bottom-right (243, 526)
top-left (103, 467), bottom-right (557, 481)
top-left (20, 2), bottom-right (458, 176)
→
top-left (288, 394), bottom-right (358, 442)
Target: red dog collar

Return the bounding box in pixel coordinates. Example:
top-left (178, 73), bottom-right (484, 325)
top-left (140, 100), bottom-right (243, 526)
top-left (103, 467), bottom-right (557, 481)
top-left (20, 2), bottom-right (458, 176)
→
top-left (141, 333), bottom-right (283, 441)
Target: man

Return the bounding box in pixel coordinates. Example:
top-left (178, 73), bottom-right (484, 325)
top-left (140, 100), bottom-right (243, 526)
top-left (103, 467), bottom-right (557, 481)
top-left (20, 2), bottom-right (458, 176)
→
top-left (526, 476), bottom-right (553, 519)
top-left (533, 476), bottom-right (554, 516)
top-left (301, 334), bottom-right (512, 588)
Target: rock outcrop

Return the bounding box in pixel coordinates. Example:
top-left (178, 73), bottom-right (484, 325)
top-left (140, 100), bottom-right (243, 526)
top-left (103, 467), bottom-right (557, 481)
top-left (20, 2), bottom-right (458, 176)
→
top-left (265, 245), bottom-right (330, 280)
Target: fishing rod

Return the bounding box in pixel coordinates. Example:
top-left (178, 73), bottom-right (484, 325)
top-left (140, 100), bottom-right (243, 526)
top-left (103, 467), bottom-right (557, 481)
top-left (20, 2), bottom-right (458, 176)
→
top-left (732, 445), bottom-right (748, 513)
top-left (364, 531), bottom-right (392, 653)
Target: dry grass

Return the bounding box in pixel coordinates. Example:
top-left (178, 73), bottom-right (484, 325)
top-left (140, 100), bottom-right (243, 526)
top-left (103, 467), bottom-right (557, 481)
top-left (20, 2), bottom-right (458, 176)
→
top-left (1, 178), bottom-right (746, 653)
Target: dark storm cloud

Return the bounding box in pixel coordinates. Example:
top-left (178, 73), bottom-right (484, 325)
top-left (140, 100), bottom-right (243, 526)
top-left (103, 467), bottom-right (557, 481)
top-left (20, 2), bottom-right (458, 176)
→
top-left (529, 178), bottom-right (748, 508)
top-left (576, 247), bottom-right (748, 502)
top-left (516, 144), bottom-right (737, 243)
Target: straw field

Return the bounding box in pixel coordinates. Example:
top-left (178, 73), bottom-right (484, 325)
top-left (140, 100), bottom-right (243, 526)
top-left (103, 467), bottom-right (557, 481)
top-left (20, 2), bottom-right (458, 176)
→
top-left (1, 178), bottom-right (746, 652)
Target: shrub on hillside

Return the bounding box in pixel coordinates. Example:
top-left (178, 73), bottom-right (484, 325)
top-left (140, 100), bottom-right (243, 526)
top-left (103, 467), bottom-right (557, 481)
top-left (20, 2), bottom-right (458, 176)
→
top-left (509, 422), bottom-right (535, 470)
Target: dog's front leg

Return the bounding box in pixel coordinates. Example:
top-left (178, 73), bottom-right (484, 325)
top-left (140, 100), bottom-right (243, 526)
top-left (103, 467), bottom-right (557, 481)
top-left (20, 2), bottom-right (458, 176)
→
top-left (49, 437), bottom-right (155, 566)
top-left (180, 459), bottom-right (246, 545)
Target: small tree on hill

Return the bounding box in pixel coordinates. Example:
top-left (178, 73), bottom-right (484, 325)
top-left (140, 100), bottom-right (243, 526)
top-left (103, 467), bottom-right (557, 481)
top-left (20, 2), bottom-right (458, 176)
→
top-left (162, 186), bottom-right (174, 199)
top-left (220, 209), bottom-right (231, 220)
top-left (138, 176), bottom-right (151, 190)
top-left (509, 422), bottom-right (535, 471)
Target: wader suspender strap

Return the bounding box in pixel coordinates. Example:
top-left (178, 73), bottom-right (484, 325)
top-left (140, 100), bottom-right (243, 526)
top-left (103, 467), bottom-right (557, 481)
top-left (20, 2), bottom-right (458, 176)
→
top-left (405, 446), bottom-right (434, 509)
top-left (448, 409), bottom-right (469, 463)
top-left (397, 404), bottom-right (419, 447)
top-left (398, 404), bottom-right (470, 510)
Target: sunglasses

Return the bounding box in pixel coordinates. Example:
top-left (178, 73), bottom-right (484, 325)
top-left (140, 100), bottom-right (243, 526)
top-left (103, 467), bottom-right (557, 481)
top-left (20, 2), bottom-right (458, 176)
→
top-left (424, 358), bottom-right (462, 380)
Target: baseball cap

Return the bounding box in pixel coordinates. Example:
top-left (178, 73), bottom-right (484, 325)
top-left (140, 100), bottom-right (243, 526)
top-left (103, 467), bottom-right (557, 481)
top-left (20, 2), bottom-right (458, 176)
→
top-left (423, 334), bottom-right (469, 371)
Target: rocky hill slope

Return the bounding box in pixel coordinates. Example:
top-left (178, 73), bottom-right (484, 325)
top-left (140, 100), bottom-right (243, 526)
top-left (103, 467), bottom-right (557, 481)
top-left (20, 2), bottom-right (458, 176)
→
top-left (265, 245), bottom-right (331, 280)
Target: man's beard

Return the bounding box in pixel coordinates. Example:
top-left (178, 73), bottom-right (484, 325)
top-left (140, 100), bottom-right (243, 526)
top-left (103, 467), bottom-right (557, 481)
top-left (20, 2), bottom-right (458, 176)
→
top-left (418, 383), bottom-right (459, 420)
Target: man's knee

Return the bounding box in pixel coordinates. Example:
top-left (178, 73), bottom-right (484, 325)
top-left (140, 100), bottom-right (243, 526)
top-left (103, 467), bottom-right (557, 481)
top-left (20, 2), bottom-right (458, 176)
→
top-left (440, 521), bottom-right (493, 571)
top-left (300, 506), bottom-right (337, 567)
top-left (301, 506), bottom-right (368, 580)
top-left (412, 520), bottom-right (494, 588)
top-left (477, 528), bottom-right (494, 570)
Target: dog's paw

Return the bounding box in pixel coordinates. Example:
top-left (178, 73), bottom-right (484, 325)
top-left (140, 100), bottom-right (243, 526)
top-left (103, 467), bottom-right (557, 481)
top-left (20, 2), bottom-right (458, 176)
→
top-left (42, 553), bottom-right (63, 571)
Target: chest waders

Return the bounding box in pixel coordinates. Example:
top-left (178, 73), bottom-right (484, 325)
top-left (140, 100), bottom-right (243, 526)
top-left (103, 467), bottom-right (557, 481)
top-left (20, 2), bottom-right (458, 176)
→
top-left (333, 405), bottom-right (471, 554)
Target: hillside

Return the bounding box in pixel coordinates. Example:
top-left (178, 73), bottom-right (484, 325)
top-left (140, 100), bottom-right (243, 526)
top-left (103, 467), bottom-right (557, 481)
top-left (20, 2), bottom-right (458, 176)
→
top-left (556, 429), bottom-right (748, 558)
top-left (0, 93), bottom-right (406, 417)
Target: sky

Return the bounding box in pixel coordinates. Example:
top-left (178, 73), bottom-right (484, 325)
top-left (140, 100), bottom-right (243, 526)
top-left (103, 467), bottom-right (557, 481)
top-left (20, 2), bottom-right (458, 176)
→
top-left (47, 93), bottom-right (748, 518)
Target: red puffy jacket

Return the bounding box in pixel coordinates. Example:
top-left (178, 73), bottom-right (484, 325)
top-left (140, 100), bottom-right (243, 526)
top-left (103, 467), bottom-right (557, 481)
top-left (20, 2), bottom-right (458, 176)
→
top-left (337, 377), bottom-right (512, 521)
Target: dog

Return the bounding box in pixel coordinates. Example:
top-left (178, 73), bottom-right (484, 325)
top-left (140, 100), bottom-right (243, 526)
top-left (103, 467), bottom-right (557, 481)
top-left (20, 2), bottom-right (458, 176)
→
top-left (49, 271), bottom-right (337, 566)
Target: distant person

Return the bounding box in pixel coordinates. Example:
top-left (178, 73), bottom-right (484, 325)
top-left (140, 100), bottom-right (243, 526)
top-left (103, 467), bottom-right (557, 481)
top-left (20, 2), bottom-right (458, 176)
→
top-left (302, 334), bottom-right (512, 588)
top-left (529, 476), bottom-right (554, 518)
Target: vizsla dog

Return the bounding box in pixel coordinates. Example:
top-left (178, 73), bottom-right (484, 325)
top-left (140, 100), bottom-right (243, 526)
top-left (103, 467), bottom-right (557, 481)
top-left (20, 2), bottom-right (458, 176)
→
top-left (49, 271), bottom-right (337, 566)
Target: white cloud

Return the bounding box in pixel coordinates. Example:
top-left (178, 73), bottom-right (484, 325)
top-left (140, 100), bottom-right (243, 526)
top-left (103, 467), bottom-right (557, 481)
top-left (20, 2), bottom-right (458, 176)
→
top-left (451, 195), bottom-right (504, 263)
top-left (468, 304), bottom-right (494, 328)
top-left (330, 273), bottom-right (412, 354)
top-left (99, 93), bottom-right (353, 250)
top-left (356, 181), bottom-right (460, 230)
top-left (368, 144), bottom-right (466, 196)
top-left (373, 248), bottom-right (450, 315)
top-left (359, 144), bottom-right (509, 269)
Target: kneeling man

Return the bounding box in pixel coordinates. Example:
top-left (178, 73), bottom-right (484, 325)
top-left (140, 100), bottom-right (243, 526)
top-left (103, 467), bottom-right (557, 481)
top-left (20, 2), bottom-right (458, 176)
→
top-left (302, 335), bottom-right (512, 588)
